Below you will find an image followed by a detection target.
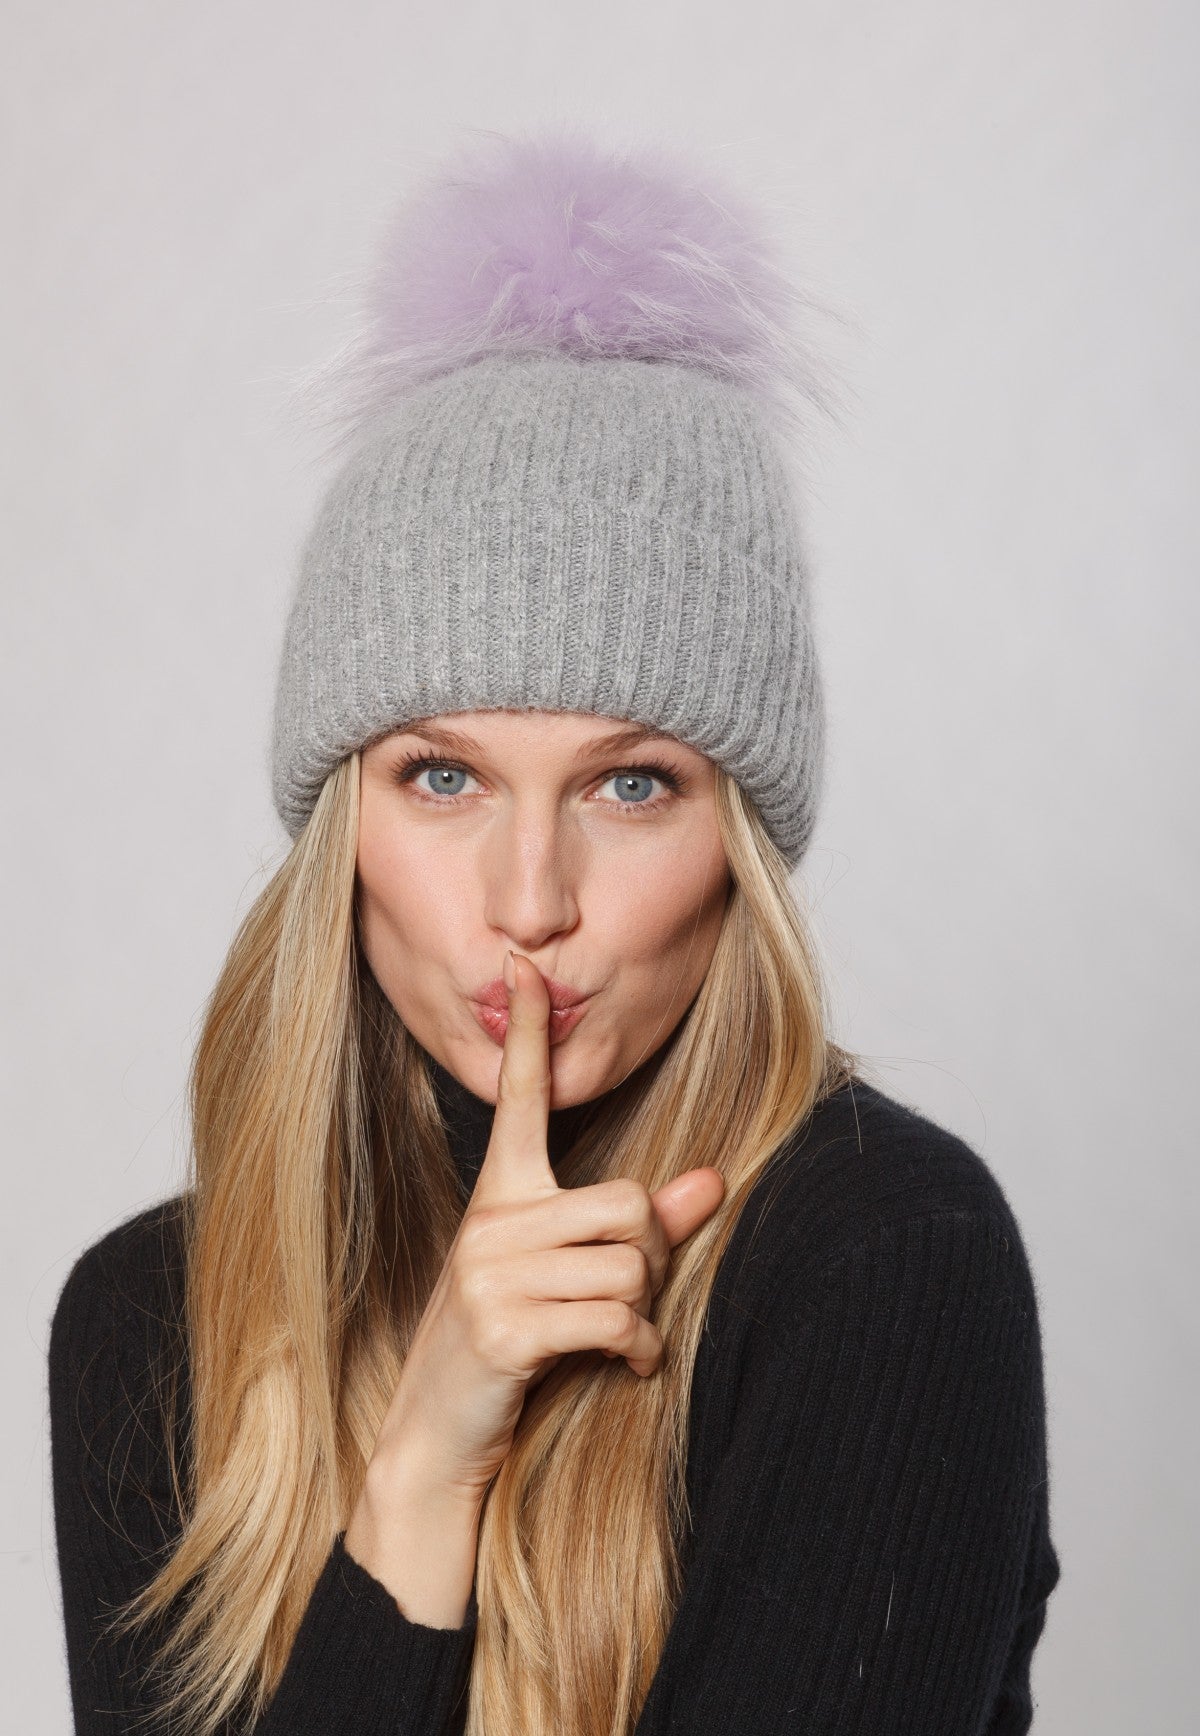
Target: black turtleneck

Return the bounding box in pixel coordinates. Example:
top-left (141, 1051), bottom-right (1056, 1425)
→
top-left (49, 1062), bottom-right (1060, 1733)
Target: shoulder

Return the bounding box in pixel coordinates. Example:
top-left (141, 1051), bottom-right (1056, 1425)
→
top-left (689, 1077), bottom-right (1055, 1562)
top-left (728, 1073), bottom-right (1042, 1318)
top-left (50, 1192), bottom-right (190, 1356)
top-left (48, 1194), bottom-right (192, 1496)
top-left (728, 1077), bottom-right (1053, 1441)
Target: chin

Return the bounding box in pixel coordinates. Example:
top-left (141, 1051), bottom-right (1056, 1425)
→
top-left (549, 1046), bottom-right (626, 1111)
top-left (474, 1033), bottom-right (612, 1112)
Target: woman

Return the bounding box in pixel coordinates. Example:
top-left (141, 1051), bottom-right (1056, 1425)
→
top-left (49, 127), bottom-right (1061, 1735)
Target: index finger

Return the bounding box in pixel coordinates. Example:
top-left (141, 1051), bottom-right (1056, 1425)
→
top-left (471, 950), bottom-right (558, 1207)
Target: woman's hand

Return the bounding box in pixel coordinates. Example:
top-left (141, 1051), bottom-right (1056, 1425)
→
top-left (366, 949), bottom-right (726, 1505)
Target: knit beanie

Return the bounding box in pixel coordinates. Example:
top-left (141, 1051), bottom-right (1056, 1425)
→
top-left (270, 126), bottom-right (841, 870)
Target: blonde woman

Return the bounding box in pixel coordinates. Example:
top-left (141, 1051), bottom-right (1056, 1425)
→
top-left (49, 127), bottom-right (1060, 1736)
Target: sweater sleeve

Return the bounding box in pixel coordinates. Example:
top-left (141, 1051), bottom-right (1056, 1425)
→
top-left (632, 1208), bottom-right (1060, 1735)
top-left (48, 1228), bottom-right (477, 1735)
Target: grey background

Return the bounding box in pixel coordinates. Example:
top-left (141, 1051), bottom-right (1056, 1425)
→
top-left (4, 2), bottom-right (1196, 1730)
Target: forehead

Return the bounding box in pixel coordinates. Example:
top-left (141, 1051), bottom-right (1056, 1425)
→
top-left (370, 711), bottom-right (703, 765)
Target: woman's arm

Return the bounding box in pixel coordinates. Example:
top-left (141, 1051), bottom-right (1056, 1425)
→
top-left (48, 1223), bottom-right (477, 1735)
top-left (632, 1207), bottom-right (1061, 1734)
top-left (344, 1432), bottom-right (484, 1630)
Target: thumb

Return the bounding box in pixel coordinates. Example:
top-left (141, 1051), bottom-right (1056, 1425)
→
top-left (651, 1167), bottom-right (726, 1250)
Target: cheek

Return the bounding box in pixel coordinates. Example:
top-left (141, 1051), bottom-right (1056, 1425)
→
top-left (355, 810), bottom-right (475, 978)
top-left (588, 840), bottom-right (728, 970)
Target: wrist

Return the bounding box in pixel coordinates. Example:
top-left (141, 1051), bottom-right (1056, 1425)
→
top-left (345, 1438), bottom-right (484, 1630)
top-left (360, 1434), bottom-right (488, 1528)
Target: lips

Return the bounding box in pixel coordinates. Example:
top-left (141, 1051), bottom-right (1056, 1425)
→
top-left (468, 969), bottom-right (592, 1050)
top-left (470, 997), bottom-right (589, 1048)
top-left (470, 972), bottom-right (589, 1012)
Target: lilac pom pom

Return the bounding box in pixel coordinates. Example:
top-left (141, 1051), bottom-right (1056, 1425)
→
top-left (292, 124), bottom-right (845, 459)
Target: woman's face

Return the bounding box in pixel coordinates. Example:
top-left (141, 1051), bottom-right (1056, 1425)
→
top-left (356, 710), bottom-right (731, 1109)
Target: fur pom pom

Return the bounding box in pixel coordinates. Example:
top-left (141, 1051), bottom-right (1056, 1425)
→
top-left (289, 124), bottom-right (847, 459)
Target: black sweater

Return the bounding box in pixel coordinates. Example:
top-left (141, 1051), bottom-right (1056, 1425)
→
top-left (49, 1063), bottom-right (1061, 1733)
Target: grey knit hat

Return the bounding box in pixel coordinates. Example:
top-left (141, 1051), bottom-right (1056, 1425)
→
top-left (271, 127), bottom-right (842, 870)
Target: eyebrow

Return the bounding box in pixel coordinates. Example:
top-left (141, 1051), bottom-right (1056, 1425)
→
top-left (397, 717), bottom-right (682, 764)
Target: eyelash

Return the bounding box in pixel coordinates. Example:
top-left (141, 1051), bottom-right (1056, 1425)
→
top-left (390, 751), bottom-right (688, 816)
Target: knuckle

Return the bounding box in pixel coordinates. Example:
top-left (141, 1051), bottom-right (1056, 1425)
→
top-left (460, 1206), bottom-right (501, 1250)
top-left (604, 1300), bottom-right (639, 1344)
top-left (476, 1308), bottom-right (522, 1365)
top-left (494, 1067), bottom-right (522, 1107)
top-left (455, 1261), bottom-right (496, 1311)
top-left (613, 1244), bottom-right (647, 1292)
top-left (610, 1176), bottom-right (652, 1224)
top-left (495, 1064), bottom-right (550, 1106)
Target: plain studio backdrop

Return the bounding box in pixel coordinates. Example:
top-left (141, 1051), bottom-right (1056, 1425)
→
top-left (3, 3), bottom-right (1195, 1731)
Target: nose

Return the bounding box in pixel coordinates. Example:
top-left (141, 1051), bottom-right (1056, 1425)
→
top-left (481, 806), bottom-right (581, 952)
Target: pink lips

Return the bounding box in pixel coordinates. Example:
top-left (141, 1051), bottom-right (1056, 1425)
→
top-left (471, 972), bottom-right (588, 1012)
top-left (469, 969), bottom-right (591, 1048)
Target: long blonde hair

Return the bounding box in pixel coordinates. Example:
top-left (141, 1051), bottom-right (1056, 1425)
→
top-left (109, 749), bottom-right (861, 1735)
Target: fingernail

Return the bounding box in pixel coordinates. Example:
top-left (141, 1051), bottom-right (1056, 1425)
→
top-left (503, 950), bottom-right (516, 995)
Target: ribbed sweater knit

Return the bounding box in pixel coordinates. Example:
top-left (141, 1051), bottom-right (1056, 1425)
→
top-left (49, 1062), bottom-right (1060, 1732)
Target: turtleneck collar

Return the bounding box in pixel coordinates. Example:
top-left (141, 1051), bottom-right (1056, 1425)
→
top-left (426, 1051), bottom-right (596, 1198)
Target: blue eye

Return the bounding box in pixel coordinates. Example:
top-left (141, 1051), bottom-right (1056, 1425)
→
top-left (420, 765), bottom-right (469, 797)
top-left (602, 772), bottom-right (658, 806)
top-left (392, 755), bottom-right (478, 802)
top-left (392, 753), bottom-right (686, 815)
